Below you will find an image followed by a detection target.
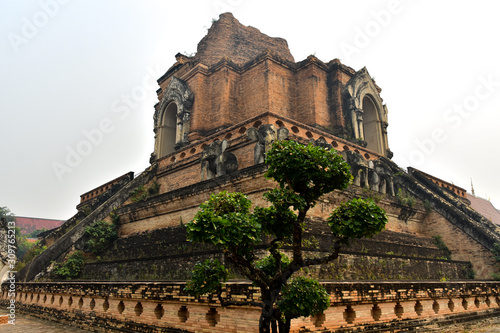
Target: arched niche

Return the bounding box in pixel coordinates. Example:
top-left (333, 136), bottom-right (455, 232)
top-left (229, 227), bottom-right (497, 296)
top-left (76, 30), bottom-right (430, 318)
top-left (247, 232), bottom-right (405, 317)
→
top-left (158, 102), bottom-right (178, 158)
top-left (362, 95), bottom-right (384, 155)
top-left (342, 67), bottom-right (391, 157)
top-left (152, 76), bottom-right (194, 161)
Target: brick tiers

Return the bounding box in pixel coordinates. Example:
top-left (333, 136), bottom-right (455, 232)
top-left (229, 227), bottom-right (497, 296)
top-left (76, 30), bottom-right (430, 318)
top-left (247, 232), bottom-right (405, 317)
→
top-left (3, 281), bottom-right (500, 332)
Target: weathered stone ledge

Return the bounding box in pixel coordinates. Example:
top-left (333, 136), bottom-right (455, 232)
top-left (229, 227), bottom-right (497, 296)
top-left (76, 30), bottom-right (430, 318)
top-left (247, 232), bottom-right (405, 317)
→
top-left (2, 281), bottom-right (500, 332)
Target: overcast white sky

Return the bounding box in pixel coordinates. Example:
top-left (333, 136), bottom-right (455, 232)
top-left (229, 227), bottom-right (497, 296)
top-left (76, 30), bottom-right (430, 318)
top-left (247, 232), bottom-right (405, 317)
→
top-left (1, 0), bottom-right (500, 220)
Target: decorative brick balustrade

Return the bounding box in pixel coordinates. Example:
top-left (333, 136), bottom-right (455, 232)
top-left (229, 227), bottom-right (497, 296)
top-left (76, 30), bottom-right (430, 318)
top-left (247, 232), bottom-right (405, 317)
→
top-left (2, 281), bottom-right (500, 332)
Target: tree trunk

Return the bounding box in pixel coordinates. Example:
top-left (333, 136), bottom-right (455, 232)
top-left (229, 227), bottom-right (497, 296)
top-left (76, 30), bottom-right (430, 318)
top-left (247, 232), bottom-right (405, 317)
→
top-left (271, 319), bottom-right (278, 333)
top-left (280, 317), bottom-right (291, 333)
top-left (259, 288), bottom-right (274, 333)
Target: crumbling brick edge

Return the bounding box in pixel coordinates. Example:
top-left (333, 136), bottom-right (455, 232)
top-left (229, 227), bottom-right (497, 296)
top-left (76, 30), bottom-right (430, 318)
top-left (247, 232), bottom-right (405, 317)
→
top-left (2, 281), bottom-right (500, 332)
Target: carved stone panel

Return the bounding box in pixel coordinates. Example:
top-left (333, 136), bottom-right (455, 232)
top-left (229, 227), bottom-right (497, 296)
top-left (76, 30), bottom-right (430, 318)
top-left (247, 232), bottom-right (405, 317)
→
top-left (200, 139), bottom-right (238, 181)
top-left (247, 124), bottom-right (289, 164)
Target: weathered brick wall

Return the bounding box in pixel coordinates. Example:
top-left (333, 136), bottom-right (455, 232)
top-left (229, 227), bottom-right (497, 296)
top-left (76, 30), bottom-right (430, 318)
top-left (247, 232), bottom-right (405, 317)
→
top-left (237, 60), bottom-right (271, 122)
top-left (78, 205), bottom-right (472, 282)
top-left (167, 56), bottom-right (356, 139)
top-left (195, 13), bottom-right (294, 67)
top-left (399, 168), bottom-right (500, 279)
top-left (103, 112), bottom-right (496, 282)
top-left (295, 59), bottom-right (330, 128)
top-left (3, 281), bottom-right (500, 333)
top-left (156, 31), bottom-right (360, 141)
top-left (22, 112), bottom-right (498, 283)
top-left (266, 60), bottom-right (294, 119)
top-left (423, 211), bottom-right (497, 280)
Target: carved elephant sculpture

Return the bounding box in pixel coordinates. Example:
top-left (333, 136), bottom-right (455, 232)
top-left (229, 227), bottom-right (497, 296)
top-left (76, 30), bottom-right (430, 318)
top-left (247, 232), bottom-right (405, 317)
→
top-left (371, 159), bottom-right (394, 195)
top-left (343, 150), bottom-right (369, 187)
top-left (247, 124), bottom-right (289, 164)
top-left (200, 139), bottom-right (238, 180)
top-left (310, 137), bottom-right (333, 150)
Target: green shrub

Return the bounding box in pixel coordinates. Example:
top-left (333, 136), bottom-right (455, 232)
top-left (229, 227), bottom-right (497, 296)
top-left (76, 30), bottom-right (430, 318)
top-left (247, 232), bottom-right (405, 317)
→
top-left (53, 251), bottom-right (84, 280)
top-left (110, 209), bottom-right (120, 225)
top-left (491, 243), bottom-right (500, 262)
top-left (85, 220), bottom-right (118, 254)
top-left (130, 185), bottom-right (148, 202)
top-left (466, 262), bottom-right (475, 279)
top-left (278, 276), bottom-right (329, 321)
top-left (328, 198), bottom-right (387, 243)
top-left (130, 181), bottom-right (161, 202)
top-left (184, 259), bottom-right (228, 296)
top-left (396, 188), bottom-right (416, 208)
top-left (18, 243), bottom-right (47, 265)
top-left (490, 243), bottom-right (500, 280)
top-left (432, 235), bottom-right (451, 260)
top-left (148, 181), bottom-right (161, 196)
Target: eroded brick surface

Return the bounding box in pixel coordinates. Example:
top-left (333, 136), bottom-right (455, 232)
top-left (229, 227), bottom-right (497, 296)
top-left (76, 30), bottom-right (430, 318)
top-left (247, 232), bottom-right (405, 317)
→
top-left (2, 281), bottom-right (500, 333)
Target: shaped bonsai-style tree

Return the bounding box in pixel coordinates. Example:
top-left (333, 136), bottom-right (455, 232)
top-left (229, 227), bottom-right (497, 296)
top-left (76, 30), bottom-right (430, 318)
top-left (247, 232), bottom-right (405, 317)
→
top-left (185, 140), bottom-right (387, 333)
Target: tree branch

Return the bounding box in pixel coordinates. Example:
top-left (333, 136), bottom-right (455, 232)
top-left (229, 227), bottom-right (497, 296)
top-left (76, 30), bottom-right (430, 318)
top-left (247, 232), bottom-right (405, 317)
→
top-left (292, 207), bottom-right (309, 266)
top-left (269, 237), bottom-right (284, 278)
top-left (226, 251), bottom-right (271, 288)
top-left (303, 240), bottom-right (343, 267)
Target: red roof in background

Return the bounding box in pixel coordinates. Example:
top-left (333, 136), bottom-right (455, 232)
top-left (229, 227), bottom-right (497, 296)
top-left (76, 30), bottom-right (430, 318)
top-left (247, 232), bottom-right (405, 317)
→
top-left (15, 216), bottom-right (65, 235)
top-left (466, 194), bottom-right (500, 226)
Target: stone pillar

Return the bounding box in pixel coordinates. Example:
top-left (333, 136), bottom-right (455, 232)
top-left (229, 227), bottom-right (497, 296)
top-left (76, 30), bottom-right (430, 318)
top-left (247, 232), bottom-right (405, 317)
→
top-left (355, 108), bottom-right (364, 140)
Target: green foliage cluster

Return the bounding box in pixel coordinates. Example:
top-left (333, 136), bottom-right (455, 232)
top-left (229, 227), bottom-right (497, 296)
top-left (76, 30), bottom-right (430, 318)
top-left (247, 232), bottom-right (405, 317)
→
top-left (396, 188), bottom-right (416, 208)
top-left (423, 200), bottom-right (432, 214)
top-left (490, 243), bottom-right (500, 280)
top-left (81, 205), bottom-right (92, 216)
top-left (328, 198), bottom-right (387, 243)
top-left (130, 185), bottom-right (148, 202)
top-left (110, 209), bottom-right (120, 225)
top-left (184, 259), bottom-right (228, 297)
top-left (130, 181), bottom-right (161, 202)
top-left (17, 244), bottom-right (47, 268)
top-left (15, 227), bottom-right (33, 259)
top-left (491, 243), bottom-right (500, 262)
top-left (466, 262), bottom-right (476, 280)
top-left (0, 206), bottom-right (15, 223)
top-left (26, 228), bottom-right (47, 238)
top-left (53, 251), bottom-right (85, 280)
top-left (84, 220), bottom-right (118, 255)
top-left (432, 235), bottom-right (451, 260)
top-left (277, 276), bottom-right (329, 320)
top-left (255, 254), bottom-right (291, 279)
top-left (265, 141), bottom-right (351, 205)
top-left (0, 207), bottom-right (34, 259)
top-left (185, 140), bottom-right (388, 333)
top-left (188, 192), bottom-right (261, 260)
top-left (302, 236), bottom-right (319, 249)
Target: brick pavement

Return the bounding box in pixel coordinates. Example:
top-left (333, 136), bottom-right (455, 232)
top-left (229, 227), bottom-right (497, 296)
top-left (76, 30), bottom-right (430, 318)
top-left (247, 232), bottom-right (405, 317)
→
top-left (421, 316), bottom-right (500, 333)
top-left (0, 309), bottom-right (89, 332)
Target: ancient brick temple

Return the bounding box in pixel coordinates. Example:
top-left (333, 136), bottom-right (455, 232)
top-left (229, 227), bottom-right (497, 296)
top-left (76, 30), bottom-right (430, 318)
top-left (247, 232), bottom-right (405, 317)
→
top-left (5, 13), bottom-right (500, 332)
top-left (150, 13), bottom-right (390, 161)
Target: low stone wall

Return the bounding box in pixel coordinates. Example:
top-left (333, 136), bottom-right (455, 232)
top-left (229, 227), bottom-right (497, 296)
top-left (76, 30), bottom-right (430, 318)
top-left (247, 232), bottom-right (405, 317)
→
top-left (2, 281), bottom-right (500, 332)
